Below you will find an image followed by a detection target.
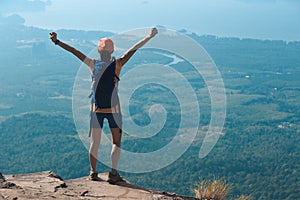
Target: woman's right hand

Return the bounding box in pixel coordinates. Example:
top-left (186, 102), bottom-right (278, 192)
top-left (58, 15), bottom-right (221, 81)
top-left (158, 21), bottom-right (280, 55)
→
top-left (49, 32), bottom-right (57, 44)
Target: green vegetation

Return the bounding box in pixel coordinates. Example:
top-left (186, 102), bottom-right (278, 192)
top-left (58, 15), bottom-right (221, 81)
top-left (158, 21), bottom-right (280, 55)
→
top-left (0, 16), bottom-right (299, 199)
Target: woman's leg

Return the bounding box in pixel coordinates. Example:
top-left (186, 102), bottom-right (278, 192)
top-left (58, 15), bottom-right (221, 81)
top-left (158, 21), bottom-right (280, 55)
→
top-left (110, 127), bottom-right (122, 171)
top-left (107, 113), bottom-right (124, 183)
top-left (89, 127), bottom-right (102, 172)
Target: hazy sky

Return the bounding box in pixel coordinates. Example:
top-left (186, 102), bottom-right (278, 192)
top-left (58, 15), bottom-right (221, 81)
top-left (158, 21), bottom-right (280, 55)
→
top-left (1, 0), bottom-right (299, 41)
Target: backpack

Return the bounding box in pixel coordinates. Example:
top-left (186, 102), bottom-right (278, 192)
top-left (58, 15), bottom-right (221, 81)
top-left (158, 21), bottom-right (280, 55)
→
top-left (92, 60), bottom-right (120, 109)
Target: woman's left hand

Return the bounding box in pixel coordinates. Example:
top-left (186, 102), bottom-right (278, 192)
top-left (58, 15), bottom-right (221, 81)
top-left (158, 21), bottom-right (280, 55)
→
top-left (149, 28), bottom-right (158, 38)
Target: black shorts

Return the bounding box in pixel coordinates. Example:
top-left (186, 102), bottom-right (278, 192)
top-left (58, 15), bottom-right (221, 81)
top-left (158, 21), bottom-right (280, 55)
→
top-left (90, 112), bottom-right (122, 129)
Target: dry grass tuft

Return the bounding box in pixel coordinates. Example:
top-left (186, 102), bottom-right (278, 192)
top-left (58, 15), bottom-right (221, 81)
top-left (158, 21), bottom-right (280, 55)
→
top-left (192, 178), bottom-right (231, 200)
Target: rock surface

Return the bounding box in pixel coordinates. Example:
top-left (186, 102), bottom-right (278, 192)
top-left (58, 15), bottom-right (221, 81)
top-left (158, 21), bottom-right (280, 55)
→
top-left (0, 171), bottom-right (197, 200)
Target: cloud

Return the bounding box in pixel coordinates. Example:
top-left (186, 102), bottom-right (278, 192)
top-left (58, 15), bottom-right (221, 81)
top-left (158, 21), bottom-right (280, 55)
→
top-left (235, 0), bottom-right (276, 3)
top-left (234, 0), bottom-right (299, 4)
top-left (141, 1), bottom-right (149, 5)
top-left (0, 0), bottom-right (51, 14)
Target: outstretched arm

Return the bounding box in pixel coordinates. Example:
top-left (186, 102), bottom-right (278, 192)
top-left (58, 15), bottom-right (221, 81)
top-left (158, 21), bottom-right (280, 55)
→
top-left (119, 28), bottom-right (158, 67)
top-left (49, 32), bottom-right (94, 70)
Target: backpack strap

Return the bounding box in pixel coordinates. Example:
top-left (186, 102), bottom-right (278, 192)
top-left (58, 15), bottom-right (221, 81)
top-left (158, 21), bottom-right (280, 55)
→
top-left (115, 59), bottom-right (122, 78)
top-left (92, 103), bottom-right (120, 113)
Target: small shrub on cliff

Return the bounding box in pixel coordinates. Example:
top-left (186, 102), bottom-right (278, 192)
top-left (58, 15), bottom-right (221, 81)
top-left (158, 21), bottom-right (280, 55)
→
top-left (192, 178), bottom-right (230, 200)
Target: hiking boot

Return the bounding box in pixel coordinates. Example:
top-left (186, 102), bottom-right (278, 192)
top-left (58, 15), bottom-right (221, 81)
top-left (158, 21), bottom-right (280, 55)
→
top-left (107, 171), bottom-right (125, 184)
top-left (89, 171), bottom-right (102, 181)
top-left (0, 172), bottom-right (5, 182)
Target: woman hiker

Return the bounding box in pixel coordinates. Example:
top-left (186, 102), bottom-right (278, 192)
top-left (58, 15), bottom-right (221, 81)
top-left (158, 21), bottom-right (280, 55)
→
top-left (50, 28), bottom-right (158, 184)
